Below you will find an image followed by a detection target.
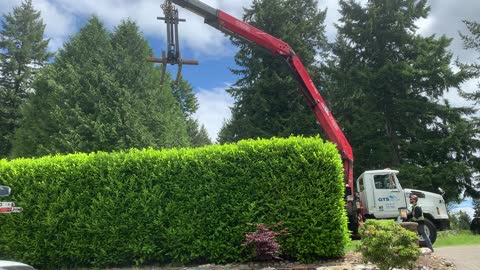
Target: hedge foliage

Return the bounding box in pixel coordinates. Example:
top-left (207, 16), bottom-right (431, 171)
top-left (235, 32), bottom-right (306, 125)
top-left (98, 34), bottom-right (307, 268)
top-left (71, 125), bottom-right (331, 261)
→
top-left (0, 136), bottom-right (348, 269)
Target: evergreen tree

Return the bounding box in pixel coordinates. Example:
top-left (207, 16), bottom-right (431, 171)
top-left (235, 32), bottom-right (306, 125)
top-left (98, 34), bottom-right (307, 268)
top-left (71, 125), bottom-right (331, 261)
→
top-left (13, 17), bottom-right (119, 156)
top-left (172, 79), bottom-right (211, 146)
top-left (459, 20), bottom-right (480, 102)
top-left (218, 0), bottom-right (328, 143)
top-left (109, 20), bottom-right (190, 149)
top-left (455, 210), bottom-right (472, 230)
top-left (12, 18), bottom-right (190, 157)
top-left (327, 0), bottom-right (479, 201)
top-left (459, 20), bottom-right (480, 196)
top-left (187, 120), bottom-right (211, 146)
top-left (0, 0), bottom-right (52, 158)
top-left (448, 212), bottom-right (459, 230)
top-left (474, 199), bottom-right (480, 218)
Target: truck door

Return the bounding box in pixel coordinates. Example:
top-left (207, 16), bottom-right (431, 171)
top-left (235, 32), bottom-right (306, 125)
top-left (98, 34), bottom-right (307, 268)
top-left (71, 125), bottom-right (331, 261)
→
top-left (356, 175), bottom-right (372, 215)
top-left (372, 173), bottom-right (407, 218)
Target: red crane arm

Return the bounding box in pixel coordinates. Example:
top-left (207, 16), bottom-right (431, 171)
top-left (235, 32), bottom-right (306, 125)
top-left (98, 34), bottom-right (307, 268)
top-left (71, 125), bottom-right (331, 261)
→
top-left (171, 0), bottom-right (354, 190)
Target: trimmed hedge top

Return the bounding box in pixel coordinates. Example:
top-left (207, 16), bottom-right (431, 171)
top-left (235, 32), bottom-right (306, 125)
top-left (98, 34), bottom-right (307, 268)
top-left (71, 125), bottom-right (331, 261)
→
top-left (0, 136), bottom-right (349, 269)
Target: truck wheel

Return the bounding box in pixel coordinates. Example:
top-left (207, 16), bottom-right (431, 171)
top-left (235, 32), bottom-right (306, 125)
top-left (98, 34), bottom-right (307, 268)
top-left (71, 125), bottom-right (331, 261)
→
top-left (419, 219), bottom-right (437, 246)
top-left (471, 218), bottom-right (480, 235)
top-left (347, 212), bottom-right (361, 239)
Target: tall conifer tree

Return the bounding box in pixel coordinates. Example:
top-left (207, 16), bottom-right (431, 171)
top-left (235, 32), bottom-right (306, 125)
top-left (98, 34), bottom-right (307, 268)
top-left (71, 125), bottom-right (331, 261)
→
top-left (172, 79), bottom-right (211, 146)
top-left (12, 18), bottom-right (191, 157)
top-left (109, 20), bottom-right (191, 149)
top-left (474, 199), bottom-right (480, 218)
top-left (0, 0), bottom-right (52, 158)
top-left (459, 20), bottom-right (480, 103)
top-left (327, 0), bottom-right (479, 201)
top-left (459, 20), bottom-right (480, 197)
top-left (218, 0), bottom-right (328, 143)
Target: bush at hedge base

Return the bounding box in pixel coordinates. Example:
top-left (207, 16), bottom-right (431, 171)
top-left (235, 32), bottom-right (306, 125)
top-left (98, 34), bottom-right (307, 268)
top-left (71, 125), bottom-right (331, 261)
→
top-left (359, 220), bottom-right (421, 270)
top-left (0, 136), bottom-right (349, 269)
top-left (242, 223), bottom-right (288, 261)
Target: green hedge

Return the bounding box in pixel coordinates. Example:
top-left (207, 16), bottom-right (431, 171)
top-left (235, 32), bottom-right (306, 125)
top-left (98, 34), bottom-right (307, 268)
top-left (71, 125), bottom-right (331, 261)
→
top-left (0, 136), bottom-right (348, 269)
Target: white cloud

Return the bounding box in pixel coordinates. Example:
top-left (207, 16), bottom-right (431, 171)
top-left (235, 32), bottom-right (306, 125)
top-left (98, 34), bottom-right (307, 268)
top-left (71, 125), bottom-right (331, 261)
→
top-left (321, 0), bottom-right (341, 42)
top-left (36, 0), bottom-right (75, 37)
top-left (415, 17), bottom-right (435, 36)
top-left (320, 0), bottom-right (368, 42)
top-left (46, 0), bottom-right (247, 56)
top-left (1, 0), bottom-right (76, 52)
top-left (415, 0), bottom-right (480, 111)
top-left (0, 0), bottom-right (22, 14)
top-left (217, 0), bottom-right (252, 18)
top-left (2, 0), bottom-right (248, 56)
top-left (35, 0), bottom-right (76, 52)
top-left (193, 84), bottom-right (234, 142)
top-left (443, 79), bottom-right (478, 109)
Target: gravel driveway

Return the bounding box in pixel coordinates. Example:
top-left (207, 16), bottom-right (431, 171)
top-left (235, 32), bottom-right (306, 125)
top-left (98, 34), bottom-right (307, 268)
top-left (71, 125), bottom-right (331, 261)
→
top-left (435, 245), bottom-right (480, 270)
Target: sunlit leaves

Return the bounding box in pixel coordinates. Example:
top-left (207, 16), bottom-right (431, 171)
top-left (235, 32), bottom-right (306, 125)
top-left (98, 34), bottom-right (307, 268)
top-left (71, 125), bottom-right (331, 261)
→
top-left (0, 136), bottom-right (347, 267)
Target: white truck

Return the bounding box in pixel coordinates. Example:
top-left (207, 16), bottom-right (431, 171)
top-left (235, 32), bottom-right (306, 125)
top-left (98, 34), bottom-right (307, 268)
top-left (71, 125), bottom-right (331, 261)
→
top-left (356, 169), bottom-right (449, 244)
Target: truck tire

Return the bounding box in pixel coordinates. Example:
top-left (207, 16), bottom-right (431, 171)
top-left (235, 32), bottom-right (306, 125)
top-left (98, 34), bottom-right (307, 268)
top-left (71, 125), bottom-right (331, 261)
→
top-left (419, 219), bottom-right (437, 246)
top-left (471, 217), bottom-right (480, 235)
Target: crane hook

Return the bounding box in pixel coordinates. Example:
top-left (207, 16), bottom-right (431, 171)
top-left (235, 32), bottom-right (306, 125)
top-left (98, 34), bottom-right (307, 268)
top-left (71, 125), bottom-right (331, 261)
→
top-left (147, 0), bottom-right (199, 88)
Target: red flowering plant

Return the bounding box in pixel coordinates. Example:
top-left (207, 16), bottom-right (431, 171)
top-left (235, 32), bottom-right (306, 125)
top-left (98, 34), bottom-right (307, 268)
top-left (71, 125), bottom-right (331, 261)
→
top-left (242, 222), bottom-right (288, 261)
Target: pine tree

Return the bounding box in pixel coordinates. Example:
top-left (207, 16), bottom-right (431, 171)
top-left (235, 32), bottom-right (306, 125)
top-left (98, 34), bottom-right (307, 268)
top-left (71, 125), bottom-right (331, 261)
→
top-left (459, 20), bottom-right (480, 198)
top-left (459, 20), bottom-right (480, 103)
top-left (12, 18), bottom-right (191, 157)
top-left (455, 211), bottom-right (472, 230)
top-left (327, 0), bottom-right (479, 201)
top-left (12, 17), bottom-right (118, 156)
top-left (109, 20), bottom-right (190, 149)
top-left (0, 0), bottom-right (52, 158)
top-left (474, 199), bottom-right (480, 218)
top-left (172, 78), bottom-right (211, 146)
top-left (187, 120), bottom-right (211, 146)
top-left (218, 0), bottom-right (328, 143)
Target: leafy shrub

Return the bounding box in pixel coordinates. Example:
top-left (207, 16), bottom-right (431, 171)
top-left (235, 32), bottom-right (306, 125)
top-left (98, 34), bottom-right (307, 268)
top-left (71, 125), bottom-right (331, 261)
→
top-left (242, 223), bottom-right (287, 261)
top-left (0, 136), bottom-right (348, 268)
top-left (359, 220), bottom-right (420, 270)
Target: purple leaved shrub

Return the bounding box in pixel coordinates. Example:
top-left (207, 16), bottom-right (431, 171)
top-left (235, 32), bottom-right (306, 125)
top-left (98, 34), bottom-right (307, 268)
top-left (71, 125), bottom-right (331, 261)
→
top-left (242, 223), bottom-right (288, 261)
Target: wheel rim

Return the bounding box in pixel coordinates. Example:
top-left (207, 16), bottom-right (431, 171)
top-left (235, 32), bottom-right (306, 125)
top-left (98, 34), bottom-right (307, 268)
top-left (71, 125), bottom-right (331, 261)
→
top-left (418, 225), bottom-right (431, 241)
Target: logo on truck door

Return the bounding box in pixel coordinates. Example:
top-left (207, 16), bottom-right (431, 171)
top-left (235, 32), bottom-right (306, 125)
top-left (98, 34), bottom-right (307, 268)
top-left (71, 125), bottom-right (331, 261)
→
top-left (378, 195), bottom-right (398, 202)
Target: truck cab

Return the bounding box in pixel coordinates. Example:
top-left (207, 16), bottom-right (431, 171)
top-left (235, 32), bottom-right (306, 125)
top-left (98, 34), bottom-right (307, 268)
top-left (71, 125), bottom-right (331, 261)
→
top-left (356, 169), bottom-right (449, 243)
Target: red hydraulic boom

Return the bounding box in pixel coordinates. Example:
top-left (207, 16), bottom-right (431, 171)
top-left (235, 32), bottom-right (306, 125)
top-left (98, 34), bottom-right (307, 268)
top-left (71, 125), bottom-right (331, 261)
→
top-left (170, 0), bottom-right (354, 193)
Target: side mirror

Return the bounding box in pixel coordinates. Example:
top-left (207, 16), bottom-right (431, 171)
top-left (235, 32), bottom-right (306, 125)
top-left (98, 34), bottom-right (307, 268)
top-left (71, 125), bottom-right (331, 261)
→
top-left (0, 186), bottom-right (11, 197)
top-left (438, 187), bottom-right (445, 196)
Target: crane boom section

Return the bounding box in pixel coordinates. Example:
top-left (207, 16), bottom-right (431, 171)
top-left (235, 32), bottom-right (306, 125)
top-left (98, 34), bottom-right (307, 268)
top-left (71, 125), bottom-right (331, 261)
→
top-left (171, 0), bottom-right (354, 188)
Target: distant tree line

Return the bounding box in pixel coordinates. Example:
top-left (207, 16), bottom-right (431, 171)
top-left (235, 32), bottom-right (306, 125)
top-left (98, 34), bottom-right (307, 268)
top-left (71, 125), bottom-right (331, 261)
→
top-left (1, 0), bottom-right (479, 202)
top-left (449, 210), bottom-right (471, 230)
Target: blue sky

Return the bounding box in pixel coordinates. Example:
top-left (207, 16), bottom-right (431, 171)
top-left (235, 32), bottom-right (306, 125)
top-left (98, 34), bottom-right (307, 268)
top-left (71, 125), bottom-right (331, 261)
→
top-left (1, 0), bottom-right (479, 142)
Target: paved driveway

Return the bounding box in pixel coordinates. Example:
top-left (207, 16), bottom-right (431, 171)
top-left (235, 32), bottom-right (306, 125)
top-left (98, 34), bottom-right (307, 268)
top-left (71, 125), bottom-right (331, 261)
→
top-left (435, 245), bottom-right (480, 270)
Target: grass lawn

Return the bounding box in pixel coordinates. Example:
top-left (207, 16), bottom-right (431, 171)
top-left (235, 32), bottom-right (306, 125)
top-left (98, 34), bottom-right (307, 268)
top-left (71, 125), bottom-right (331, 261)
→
top-left (434, 230), bottom-right (480, 247)
top-left (345, 240), bottom-right (362, 253)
